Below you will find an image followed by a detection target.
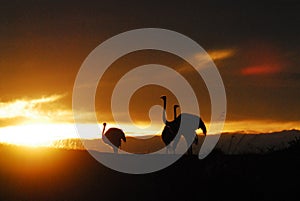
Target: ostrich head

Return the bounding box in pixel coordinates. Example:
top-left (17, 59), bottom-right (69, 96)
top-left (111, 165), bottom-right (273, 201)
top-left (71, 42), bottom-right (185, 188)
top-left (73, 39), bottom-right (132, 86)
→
top-left (173, 104), bottom-right (180, 119)
top-left (160, 95), bottom-right (166, 101)
top-left (102, 123), bottom-right (107, 135)
top-left (160, 95), bottom-right (167, 124)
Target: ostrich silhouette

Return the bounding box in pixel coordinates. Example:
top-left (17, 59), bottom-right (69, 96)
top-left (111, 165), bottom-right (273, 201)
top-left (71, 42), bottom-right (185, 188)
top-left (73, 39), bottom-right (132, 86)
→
top-left (102, 123), bottom-right (126, 154)
top-left (161, 104), bottom-right (179, 154)
top-left (160, 95), bottom-right (206, 155)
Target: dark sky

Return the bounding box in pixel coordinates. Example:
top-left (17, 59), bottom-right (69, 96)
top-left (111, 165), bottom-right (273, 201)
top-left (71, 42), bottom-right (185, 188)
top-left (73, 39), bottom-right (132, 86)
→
top-left (0, 0), bottom-right (299, 130)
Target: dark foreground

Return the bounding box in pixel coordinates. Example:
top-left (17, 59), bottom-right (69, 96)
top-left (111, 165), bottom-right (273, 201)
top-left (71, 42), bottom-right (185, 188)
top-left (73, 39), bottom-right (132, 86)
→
top-left (0, 145), bottom-right (300, 201)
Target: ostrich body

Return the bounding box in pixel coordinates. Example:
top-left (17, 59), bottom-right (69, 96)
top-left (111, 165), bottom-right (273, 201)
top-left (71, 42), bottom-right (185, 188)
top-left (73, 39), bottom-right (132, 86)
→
top-left (160, 95), bottom-right (206, 155)
top-left (102, 123), bottom-right (126, 153)
top-left (172, 113), bottom-right (204, 155)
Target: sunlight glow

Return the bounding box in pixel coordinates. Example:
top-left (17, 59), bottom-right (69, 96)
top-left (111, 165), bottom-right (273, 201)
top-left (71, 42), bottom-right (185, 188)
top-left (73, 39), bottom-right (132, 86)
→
top-left (0, 122), bottom-right (163, 147)
top-left (221, 120), bottom-right (300, 133)
top-left (0, 123), bottom-right (78, 147)
top-left (0, 120), bottom-right (298, 148)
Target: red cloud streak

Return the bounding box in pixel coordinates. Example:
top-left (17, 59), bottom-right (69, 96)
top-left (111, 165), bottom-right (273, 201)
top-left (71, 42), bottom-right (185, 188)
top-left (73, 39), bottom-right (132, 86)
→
top-left (241, 64), bottom-right (281, 75)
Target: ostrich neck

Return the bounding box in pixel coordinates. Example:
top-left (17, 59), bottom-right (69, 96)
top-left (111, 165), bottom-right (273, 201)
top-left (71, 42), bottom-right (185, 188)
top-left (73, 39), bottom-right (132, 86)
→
top-left (102, 126), bottom-right (106, 138)
top-left (162, 99), bottom-right (167, 124)
top-left (174, 107), bottom-right (177, 120)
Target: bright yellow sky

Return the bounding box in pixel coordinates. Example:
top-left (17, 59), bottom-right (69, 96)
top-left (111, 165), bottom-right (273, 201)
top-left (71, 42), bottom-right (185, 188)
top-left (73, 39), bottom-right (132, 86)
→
top-left (0, 93), bottom-right (299, 147)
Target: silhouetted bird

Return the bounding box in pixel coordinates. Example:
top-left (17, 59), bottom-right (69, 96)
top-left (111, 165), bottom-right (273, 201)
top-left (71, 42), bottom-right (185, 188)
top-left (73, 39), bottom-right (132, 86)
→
top-left (160, 95), bottom-right (206, 155)
top-left (102, 123), bottom-right (126, 153)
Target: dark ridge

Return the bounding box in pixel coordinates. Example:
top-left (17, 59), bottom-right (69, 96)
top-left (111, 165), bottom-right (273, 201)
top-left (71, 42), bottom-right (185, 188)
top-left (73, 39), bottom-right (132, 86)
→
top-left (1, 137), bottom-right (300, 201)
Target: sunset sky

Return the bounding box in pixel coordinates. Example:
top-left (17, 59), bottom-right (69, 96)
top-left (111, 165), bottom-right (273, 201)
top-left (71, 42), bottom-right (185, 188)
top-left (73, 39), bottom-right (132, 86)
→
top-left (0, 0), bottom-right (299, 146)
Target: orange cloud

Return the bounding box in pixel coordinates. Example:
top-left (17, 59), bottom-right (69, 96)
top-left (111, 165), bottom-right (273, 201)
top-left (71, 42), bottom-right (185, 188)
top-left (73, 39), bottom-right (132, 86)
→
top-left (207, 49), bottom-right (235, 61)
top-left (0, 94), bottom-right (73, 125)
top-left (178, 48), bottom-right (235, 73)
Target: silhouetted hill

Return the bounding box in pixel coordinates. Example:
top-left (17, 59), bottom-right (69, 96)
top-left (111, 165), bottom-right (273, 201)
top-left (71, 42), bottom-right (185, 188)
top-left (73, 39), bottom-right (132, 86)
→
top-left (1, 137), bottom-right (300, 201)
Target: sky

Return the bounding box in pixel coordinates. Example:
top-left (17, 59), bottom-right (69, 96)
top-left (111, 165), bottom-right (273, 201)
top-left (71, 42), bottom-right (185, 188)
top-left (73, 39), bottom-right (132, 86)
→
top-left (0, 0), bottom-right (299, 145)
